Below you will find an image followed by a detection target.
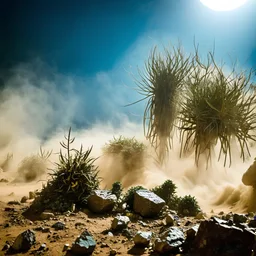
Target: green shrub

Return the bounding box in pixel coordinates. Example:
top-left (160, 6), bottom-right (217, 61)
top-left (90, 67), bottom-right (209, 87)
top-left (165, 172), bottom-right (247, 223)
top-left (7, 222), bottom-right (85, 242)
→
top-left (111, 181), bottom-right (123, 200)
top-left (103, 136), bottom-right (147, 170)
top-left (30, 128), bottom-right (101, 212)
top-left (122, 186), bottom-right (146, 209)
top-left (177, 195), bottom-right (200, 216)
top-left (151, 180), bottom-right (180, 210)
top-left (151, 180), bottom-right (176, 201)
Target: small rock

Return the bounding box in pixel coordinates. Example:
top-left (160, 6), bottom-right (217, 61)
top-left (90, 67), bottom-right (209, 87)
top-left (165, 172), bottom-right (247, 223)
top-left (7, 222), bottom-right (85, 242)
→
top-left (249, 219), bottom-right (256, 228)
top-left (0, 178), bottom-right (8, 183)
top-left (111, 216), bottom-right (130, 230)
top-left (63, 243), bottom-right (70, 251)
top-left (195, 212), bottom-right (206, 220)
top-left (108, 232), bottom-right (114, 237)
top-left (218, 211), bottom-right (224, 215)
top-left (21, 196), bottom-right (28, 203)
top-left (39, 243), bottom-right (47, 251)
top-left (154, 227), bottom-right (185, 254)
top-left (40, 212), bottom-right (54, 220)
top-left (12, 229), bottom-right (36, 252)
top-left (110, 248), bottom-right (117, 255)
top-left (133, 231), bottom-right (152, 246)
top-left (2, 242), bottom-right (10, 251)
top-left (29, 191), bottom-right (36, 199)
top-left (186, 224), bottom-right (199, 239)
top-left (233, 213), bottom-right (247, 224)
top-left (165, 214), bottom-right (175, 226)
top-left (52, 222), bottom-right (65, 230)
top-left (71, 230), bottom-right (96, 255)
top-left (42, 227), bottom-right (51, 233)
top-left (87, 190), bottom-right (117, 213)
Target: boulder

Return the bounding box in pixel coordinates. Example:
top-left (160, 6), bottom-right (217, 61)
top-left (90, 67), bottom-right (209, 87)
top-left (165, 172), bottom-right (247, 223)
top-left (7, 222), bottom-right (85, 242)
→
top-left (242, 160), bottom-right (256, 187)
top-left (133, 189), bottom-right (165, 217)
top-left (133, 231), bottom-right (152, 246)
top-left (193, 218), bottom-right (256, 255)
top-left (71, 230), bottom-right (96, 255)
top-left (111, 216), bottom-right (130, 230)
top-left (87, 190), bottom-right (117, 213)
top-left (12, 229), bottom-right (36, 252)
top-left (153, 227), bottom-right (185, 254)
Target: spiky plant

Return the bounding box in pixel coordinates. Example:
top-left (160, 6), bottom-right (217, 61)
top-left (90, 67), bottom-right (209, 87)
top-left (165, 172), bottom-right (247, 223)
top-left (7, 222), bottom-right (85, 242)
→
top-left (130, 45), bottom-right (192, 164)
top-left (179, 51), bottom-right (256, 167)
top-left (30, 128), bottom-right (101, 212)
top-left (103, 136), bottom-right (147, 171)
top-left (14, 147), bottom-right (51, 182)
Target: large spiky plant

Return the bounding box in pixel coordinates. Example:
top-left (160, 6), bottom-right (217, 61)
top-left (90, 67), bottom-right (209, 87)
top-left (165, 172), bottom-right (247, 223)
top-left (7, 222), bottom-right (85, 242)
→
top-left (131, 45), bottom-right (192, 164)
top-left (179, 50), bottom-right (256, 167)
top-left (30, 128), bottom-right (101, 212)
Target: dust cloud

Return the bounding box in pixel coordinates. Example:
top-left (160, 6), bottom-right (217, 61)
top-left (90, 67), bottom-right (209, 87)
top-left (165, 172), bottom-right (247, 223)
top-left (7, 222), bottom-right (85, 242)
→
top-left (0, 62), bottom-right (255, 214)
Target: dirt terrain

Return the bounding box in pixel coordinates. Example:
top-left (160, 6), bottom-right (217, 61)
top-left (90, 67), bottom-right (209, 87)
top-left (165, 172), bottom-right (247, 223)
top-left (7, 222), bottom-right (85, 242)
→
top-left (0, 198), bottom-right (201, 256)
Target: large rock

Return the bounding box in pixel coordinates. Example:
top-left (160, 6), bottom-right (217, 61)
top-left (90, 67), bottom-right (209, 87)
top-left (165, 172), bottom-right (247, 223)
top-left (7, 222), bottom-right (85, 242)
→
top-left (12, 229), bottom-right (36, 252)
top-left (111, 215), bottom-right (130, 230)
top-left (71, 230), bottom-right (96, 255)
top-left (242, 160), bottom-right (256, 187)
top-left (153, 227), bottom-right (185, 254)
top-left (133, 189), bottom-right (165, 217)
top-left (87, 190), bottom-right (117, 213)
top-left (192, 217), bottom-right (256, 255)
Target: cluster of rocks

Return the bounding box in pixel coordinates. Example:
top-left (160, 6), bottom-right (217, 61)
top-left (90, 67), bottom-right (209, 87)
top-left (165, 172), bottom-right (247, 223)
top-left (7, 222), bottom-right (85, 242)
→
top-left (2, 188), bottom-right (256, 255)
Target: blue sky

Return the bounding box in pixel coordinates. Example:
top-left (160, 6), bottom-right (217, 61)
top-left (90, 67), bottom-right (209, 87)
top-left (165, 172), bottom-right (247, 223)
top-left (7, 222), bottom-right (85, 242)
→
top-left (1, 0), bottom-right (256, 129)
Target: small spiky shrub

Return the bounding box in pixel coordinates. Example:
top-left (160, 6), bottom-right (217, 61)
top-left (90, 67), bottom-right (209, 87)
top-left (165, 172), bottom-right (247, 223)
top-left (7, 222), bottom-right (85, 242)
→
top-left (30, 128), bottom-right (101, 212)
top-left (179, 50), bottom-right (256, 167)
top-left (0, 153), bottom-right (13, 171)
top-left (122, 185), bottom-right (146, 209)
top-left (151, 180), bottom-right (180, 210)
top-left (130, 45), bottom-right (192, 164)
top-left (103, 136), bottom-right (147, 171)
top-left (15, 148), bottom-right (51, 182)
top-left (177, 195), bottom-right (200, 217)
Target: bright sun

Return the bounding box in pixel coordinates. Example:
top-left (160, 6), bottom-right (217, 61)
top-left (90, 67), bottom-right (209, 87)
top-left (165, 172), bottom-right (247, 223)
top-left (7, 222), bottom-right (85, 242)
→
top-left (200, 0), bottom-right (248, 11)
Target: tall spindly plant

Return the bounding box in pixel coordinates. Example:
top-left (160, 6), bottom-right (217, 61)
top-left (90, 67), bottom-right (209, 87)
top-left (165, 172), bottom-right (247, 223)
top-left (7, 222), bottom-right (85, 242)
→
top-left (179, 50), bottom-right (256, 167)
top-left (130, 45), bottom-right (192, 164)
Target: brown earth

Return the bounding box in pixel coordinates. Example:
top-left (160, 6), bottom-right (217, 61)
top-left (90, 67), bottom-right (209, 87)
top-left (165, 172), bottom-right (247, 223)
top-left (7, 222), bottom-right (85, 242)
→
top-left (0, 199), bottom-right (201, 256)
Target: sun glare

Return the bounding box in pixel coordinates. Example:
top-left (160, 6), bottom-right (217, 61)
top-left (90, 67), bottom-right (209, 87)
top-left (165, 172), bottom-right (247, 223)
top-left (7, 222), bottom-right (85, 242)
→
top-left (200, 0), bottom-right (248, 11)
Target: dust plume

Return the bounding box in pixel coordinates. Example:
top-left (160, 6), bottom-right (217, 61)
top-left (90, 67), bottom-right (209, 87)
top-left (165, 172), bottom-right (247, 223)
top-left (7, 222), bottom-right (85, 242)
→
top-left (0, 55), bottom-right (255, 214)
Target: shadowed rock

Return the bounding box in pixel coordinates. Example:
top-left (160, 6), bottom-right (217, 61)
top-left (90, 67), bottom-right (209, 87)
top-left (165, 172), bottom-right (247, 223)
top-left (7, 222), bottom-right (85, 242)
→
top-left (192, 218), bottom-right (256, 255)
top-left (11, 229), bottom-right (36, 252)
top-left (111, 215), bottom-right (130, 230)
top-left (133, 231), bottom-right (152, 246)
top-left (87, 190), bottom-right (117, 213)
top-left (133, 189), bottom-right (165, 217)
top-left (153, 227), bottom-right (185, 254)
top-left (71, 230), bottom-right (96, 255)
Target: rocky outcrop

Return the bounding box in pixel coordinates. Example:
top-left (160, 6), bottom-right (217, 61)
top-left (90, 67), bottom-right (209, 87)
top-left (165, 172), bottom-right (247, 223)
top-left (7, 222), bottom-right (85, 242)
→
top-left (192, 217), bottom-right (256, 255)
top-left (87, 190), bottom-right (117, 213)
top-left (133, 189), bottom-right (165, 217)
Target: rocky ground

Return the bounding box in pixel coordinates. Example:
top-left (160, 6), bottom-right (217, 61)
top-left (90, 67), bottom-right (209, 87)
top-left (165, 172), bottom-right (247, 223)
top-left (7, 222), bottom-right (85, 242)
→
top-left (1, 189), bottom-right (256, 256)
